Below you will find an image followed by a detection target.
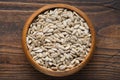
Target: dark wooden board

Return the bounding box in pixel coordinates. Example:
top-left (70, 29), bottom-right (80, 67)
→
top-left (0, 0), bottom-right (120, 80)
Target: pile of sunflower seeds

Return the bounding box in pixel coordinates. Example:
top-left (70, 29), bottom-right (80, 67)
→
top-left (26, 8), bottom-right (92, 71)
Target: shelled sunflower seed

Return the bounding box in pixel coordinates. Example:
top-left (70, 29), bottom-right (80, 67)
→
top-left (26, 8), bottom-right (92, 71)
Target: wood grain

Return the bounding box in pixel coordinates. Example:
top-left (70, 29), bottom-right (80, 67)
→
top-left (0, 0), bottom-right (120, 80)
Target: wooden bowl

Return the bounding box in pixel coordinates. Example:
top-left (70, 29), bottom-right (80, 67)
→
top-left (22, 4), bottom-right (95, 77)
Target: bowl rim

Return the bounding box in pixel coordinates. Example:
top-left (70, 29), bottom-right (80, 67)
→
top-left (22, 3), bottom-right (95, 76)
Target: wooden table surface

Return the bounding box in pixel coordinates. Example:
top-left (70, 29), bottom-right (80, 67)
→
top-left (0, 0), bottom-right (120, 80)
